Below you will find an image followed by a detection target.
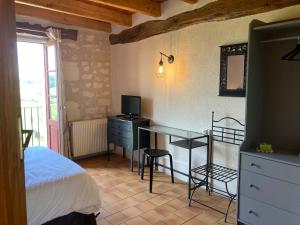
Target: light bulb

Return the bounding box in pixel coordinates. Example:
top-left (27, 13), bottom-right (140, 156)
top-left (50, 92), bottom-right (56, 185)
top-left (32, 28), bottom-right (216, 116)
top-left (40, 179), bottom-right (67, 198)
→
top-left (158, 65), bottom-right (164, 74)
top-left (157, 59), bottom-right (166, 77)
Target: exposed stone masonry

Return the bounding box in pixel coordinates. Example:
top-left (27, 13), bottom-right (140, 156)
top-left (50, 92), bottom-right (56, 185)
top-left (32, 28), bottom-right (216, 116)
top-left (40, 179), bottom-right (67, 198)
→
top-left (61, 29), bottom-right (111, 121)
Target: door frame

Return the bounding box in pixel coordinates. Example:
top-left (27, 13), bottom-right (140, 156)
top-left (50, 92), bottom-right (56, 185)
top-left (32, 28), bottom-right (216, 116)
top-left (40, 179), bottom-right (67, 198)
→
top-left (17, 36), bottom-right (64, 154)
top-left (0, 1), bottom-right (27, 224)
top-left (44, 41), bottom-right (59, 152)
top-left (44, 40), bottom-right (64, 154)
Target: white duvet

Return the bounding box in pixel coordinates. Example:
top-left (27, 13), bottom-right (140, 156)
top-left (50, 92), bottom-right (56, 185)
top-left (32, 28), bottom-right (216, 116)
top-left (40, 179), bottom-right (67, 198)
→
top-left (25, 147), bottom-right (102, 225)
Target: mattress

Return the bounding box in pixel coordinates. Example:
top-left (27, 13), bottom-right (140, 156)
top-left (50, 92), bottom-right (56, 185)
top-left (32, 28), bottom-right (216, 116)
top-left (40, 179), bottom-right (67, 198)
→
top-left (25, 146), bottom-right (101, 225)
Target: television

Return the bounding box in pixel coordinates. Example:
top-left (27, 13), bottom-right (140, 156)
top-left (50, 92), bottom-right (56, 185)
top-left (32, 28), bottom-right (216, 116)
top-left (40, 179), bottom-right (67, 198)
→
top-left (121, 95), bottom-right (141, 118)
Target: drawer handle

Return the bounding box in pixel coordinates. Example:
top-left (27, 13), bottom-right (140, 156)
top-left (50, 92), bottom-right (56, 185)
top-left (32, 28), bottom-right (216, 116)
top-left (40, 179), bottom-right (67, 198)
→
top-left (249, 210), bottom-right (258, 216)
top-left (249, 184), bottom-right (259, 190)
top-left (250, 163), bottom-right (260, 168)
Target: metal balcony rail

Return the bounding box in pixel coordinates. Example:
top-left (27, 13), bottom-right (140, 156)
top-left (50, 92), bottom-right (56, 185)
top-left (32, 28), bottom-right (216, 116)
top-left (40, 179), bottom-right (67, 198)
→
top-left (21, 106), bottom-right (44, 146)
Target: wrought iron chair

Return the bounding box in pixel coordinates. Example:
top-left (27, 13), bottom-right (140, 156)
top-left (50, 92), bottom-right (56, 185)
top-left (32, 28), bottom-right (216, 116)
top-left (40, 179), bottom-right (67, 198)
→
top-left (22, 129), bottom-right (33, 149)
top-left (189, 112), bottom-right (245, 222)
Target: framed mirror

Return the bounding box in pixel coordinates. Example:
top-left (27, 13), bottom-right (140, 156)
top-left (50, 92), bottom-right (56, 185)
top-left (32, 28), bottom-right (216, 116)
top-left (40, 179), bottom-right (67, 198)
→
top-left (219, 43), bottom-right (248, 97)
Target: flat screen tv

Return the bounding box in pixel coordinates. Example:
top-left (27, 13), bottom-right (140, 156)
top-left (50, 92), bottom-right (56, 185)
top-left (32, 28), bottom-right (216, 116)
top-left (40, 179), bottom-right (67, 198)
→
top-left (121, 95), bottom-right (141, 117)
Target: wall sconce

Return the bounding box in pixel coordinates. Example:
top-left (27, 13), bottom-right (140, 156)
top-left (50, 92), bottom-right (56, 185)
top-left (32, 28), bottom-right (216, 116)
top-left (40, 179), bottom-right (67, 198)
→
top-left (157, 52), bottom-right (174, 77)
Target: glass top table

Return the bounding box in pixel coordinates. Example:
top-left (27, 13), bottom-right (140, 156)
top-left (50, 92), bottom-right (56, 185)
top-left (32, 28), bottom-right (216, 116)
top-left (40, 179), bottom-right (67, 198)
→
top-left (138, 125), bottom-right (207, 140)
top-left (137, 124), bottom-right (210, 199)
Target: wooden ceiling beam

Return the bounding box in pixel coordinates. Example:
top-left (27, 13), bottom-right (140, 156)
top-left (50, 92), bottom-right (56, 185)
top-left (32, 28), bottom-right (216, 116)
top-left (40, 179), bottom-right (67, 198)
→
top-left (87, 0), bottom-right (161, 17)
top-left (110, 0), bottom-right (300, 45)
top-left (15, 4), bottom-right (111, 32)
top-left (182, 0), bottom-right (198, 3)
top-left (15, 0), bottom-right (132, 26)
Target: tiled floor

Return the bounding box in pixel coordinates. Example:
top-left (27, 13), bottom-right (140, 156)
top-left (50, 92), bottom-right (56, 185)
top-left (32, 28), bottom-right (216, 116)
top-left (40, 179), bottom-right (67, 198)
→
top-left (78, 155), bottom-right (236, 225)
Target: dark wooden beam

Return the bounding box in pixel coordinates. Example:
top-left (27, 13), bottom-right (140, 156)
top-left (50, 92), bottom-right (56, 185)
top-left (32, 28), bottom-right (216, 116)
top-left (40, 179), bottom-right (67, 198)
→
top-left (15, 4), bottom-right (111, 32)
top-left (182, 0), bottom-right (198, 3)
top-left (16, 22), bottom-right (78, 41)
top-left (110, 0), bottom-right (300, 45)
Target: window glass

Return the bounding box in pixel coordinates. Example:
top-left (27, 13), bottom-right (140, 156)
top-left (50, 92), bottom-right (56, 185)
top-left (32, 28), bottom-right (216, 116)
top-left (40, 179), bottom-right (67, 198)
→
top-left (49, 96), bottom-right (58, 121)
top-left (48, 72), bottom-right (57, 96)
top-left (47, 45), bottom-right (56, 71)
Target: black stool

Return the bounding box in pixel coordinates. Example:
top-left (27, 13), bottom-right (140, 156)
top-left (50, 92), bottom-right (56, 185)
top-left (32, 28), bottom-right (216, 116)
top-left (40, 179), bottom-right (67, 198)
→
top-left (141, 149), bottom-right (174, 193)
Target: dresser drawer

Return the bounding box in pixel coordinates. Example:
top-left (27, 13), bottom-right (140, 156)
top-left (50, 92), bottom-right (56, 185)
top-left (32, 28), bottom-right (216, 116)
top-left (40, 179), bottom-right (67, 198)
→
top-left (239, 195), bottom-right (300, 225)
top-left (108, 133), bottom-right (118, 143)
top-left (240, 170), bottom-right (300, 215)
top-left (120, 137), bottom-right (132, 150)
top-left (109, 120), bottom-right (132, 132)
top-left (109, 134), bottom-right (132, 149)
top-left (240, 153), bottom-right (300, 185)
top-left (108, 127), bottom-right (131, 138)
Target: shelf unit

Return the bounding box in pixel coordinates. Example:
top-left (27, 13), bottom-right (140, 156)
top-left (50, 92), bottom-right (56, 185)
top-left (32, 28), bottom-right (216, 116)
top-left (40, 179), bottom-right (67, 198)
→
top-left (192, 164), bottom-right (238, 184)
top-left (169, 139), bottom-right (208, 149)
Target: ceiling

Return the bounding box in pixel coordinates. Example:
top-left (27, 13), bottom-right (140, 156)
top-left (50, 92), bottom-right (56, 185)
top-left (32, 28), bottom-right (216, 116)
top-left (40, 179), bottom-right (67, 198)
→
top-left (15, 0), bottom-right (198, 33)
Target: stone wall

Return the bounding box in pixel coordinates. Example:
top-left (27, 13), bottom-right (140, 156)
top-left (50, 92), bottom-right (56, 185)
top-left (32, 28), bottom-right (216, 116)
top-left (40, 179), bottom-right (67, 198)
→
top-left (61, 29), bottom-right (111, 122)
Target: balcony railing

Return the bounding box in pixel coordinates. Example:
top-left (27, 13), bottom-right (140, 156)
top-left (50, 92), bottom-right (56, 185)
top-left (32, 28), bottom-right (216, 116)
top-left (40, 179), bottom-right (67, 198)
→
top-left (21, 106), bottom-right (46, 147)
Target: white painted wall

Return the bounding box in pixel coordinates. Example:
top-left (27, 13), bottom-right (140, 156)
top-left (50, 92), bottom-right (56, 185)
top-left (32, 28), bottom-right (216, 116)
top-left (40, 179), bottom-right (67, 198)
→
top-left (110, 3), bottom-right (300, 193)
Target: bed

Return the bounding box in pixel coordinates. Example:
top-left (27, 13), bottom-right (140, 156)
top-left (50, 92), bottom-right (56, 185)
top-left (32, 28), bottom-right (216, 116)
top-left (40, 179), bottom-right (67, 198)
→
top-left (25, 146), bottom-right (101, 225)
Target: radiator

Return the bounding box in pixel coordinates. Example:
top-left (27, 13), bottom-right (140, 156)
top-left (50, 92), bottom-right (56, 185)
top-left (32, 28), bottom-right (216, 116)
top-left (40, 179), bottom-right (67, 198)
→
top-left (70, 118), bottom-right (107, 158)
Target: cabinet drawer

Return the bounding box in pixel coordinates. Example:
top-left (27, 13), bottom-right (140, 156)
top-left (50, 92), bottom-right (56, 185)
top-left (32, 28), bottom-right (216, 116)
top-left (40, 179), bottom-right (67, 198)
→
top-left (108, 127), bottom-right (131, 138)
top-left (239, 195), bottom-right (300, 225)
top-left (109, 134), bottom-right (132, 149)
top-left (240, 153), bottom-right (300, 185)
top-left (108, 133), bottom-right (118, 143)
top-left (240, 170), bottom-right (300, 215)
top-left (109, 120), bottom-right (132, 132)
top-left (120, 137), bottom-right (132, 150)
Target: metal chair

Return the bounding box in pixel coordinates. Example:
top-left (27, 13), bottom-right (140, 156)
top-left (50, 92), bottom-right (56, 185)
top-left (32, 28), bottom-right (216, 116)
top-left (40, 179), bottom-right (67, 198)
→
top-left (22, 130), bottom-right (33, 149)
top-left (141, 148), bottom-right (174, 193)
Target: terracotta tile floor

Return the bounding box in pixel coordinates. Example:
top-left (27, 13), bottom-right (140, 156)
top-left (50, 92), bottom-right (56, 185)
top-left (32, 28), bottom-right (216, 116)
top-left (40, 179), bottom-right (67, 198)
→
top-left (78, 155), bottom-right (237, 225)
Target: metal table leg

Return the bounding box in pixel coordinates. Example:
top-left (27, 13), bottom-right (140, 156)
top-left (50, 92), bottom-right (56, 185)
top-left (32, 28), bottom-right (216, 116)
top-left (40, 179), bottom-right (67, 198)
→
top-left (188, 139), bottom-right (192, 199)
top-left (206, 135), bottom-right (210, 192)
top-left (138, 128), bottom-right (140, 175)
top-left (130, 150), bottom-right (134, 172)
top-left (107, 140), bottom-right (110, 161)
top-left (122, 147), bottom-right (126, 158)
top-left (154, 132), bottom-right (158, 170)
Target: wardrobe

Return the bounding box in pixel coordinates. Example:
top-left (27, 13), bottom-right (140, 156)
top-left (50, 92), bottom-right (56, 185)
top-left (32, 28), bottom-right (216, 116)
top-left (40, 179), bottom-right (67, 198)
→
top-left (238, 19), bottom-right (300, 225)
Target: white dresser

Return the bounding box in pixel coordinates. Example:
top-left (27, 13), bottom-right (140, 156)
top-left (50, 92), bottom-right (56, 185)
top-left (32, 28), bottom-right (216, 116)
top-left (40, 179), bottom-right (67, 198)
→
top-left (238, 152), bottom-right (300, 225)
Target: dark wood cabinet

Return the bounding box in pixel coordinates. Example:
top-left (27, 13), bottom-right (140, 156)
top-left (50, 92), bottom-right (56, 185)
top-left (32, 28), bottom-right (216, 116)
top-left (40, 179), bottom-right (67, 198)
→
top-left (107, 116), bottom-right (150, 171)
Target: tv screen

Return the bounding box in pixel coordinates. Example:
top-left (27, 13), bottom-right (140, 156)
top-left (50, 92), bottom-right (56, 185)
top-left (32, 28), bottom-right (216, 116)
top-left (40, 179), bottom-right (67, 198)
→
top-left (121, 95), bottom-right (141, 116)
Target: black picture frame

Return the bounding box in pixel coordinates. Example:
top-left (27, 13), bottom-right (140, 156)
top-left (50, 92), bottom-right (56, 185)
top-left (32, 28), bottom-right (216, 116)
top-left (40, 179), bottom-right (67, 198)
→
top-left (219, 43), bottom-right (248, 97)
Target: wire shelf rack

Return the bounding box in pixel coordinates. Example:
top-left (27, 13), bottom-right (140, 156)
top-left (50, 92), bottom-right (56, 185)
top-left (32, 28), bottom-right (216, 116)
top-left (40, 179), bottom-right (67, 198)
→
top-left (189, 112), bottom-right (245, 222)
top-left (191, 163), bottom-right (238, 183)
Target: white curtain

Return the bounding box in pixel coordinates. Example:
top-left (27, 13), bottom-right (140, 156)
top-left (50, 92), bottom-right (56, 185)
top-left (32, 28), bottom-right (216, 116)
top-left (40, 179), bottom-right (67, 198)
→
top-left (46, 28), bottom-right (71, 157)
top-left (46, 27), bottom-right (61, 42)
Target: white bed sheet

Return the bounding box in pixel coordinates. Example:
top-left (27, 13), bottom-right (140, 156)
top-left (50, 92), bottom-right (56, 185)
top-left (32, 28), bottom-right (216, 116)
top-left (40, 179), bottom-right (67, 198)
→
top-left (25, 146), bottom-right (101, 225)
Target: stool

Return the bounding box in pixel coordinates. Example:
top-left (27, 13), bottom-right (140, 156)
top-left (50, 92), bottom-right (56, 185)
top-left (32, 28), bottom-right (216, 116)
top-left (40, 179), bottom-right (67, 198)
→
top-left (141, 149), bottom-right (174, 193)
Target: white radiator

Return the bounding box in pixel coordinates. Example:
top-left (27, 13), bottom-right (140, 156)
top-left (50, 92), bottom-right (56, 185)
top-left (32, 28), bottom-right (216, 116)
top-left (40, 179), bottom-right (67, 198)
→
top-left (70, 118), bottom-right (107, 158)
